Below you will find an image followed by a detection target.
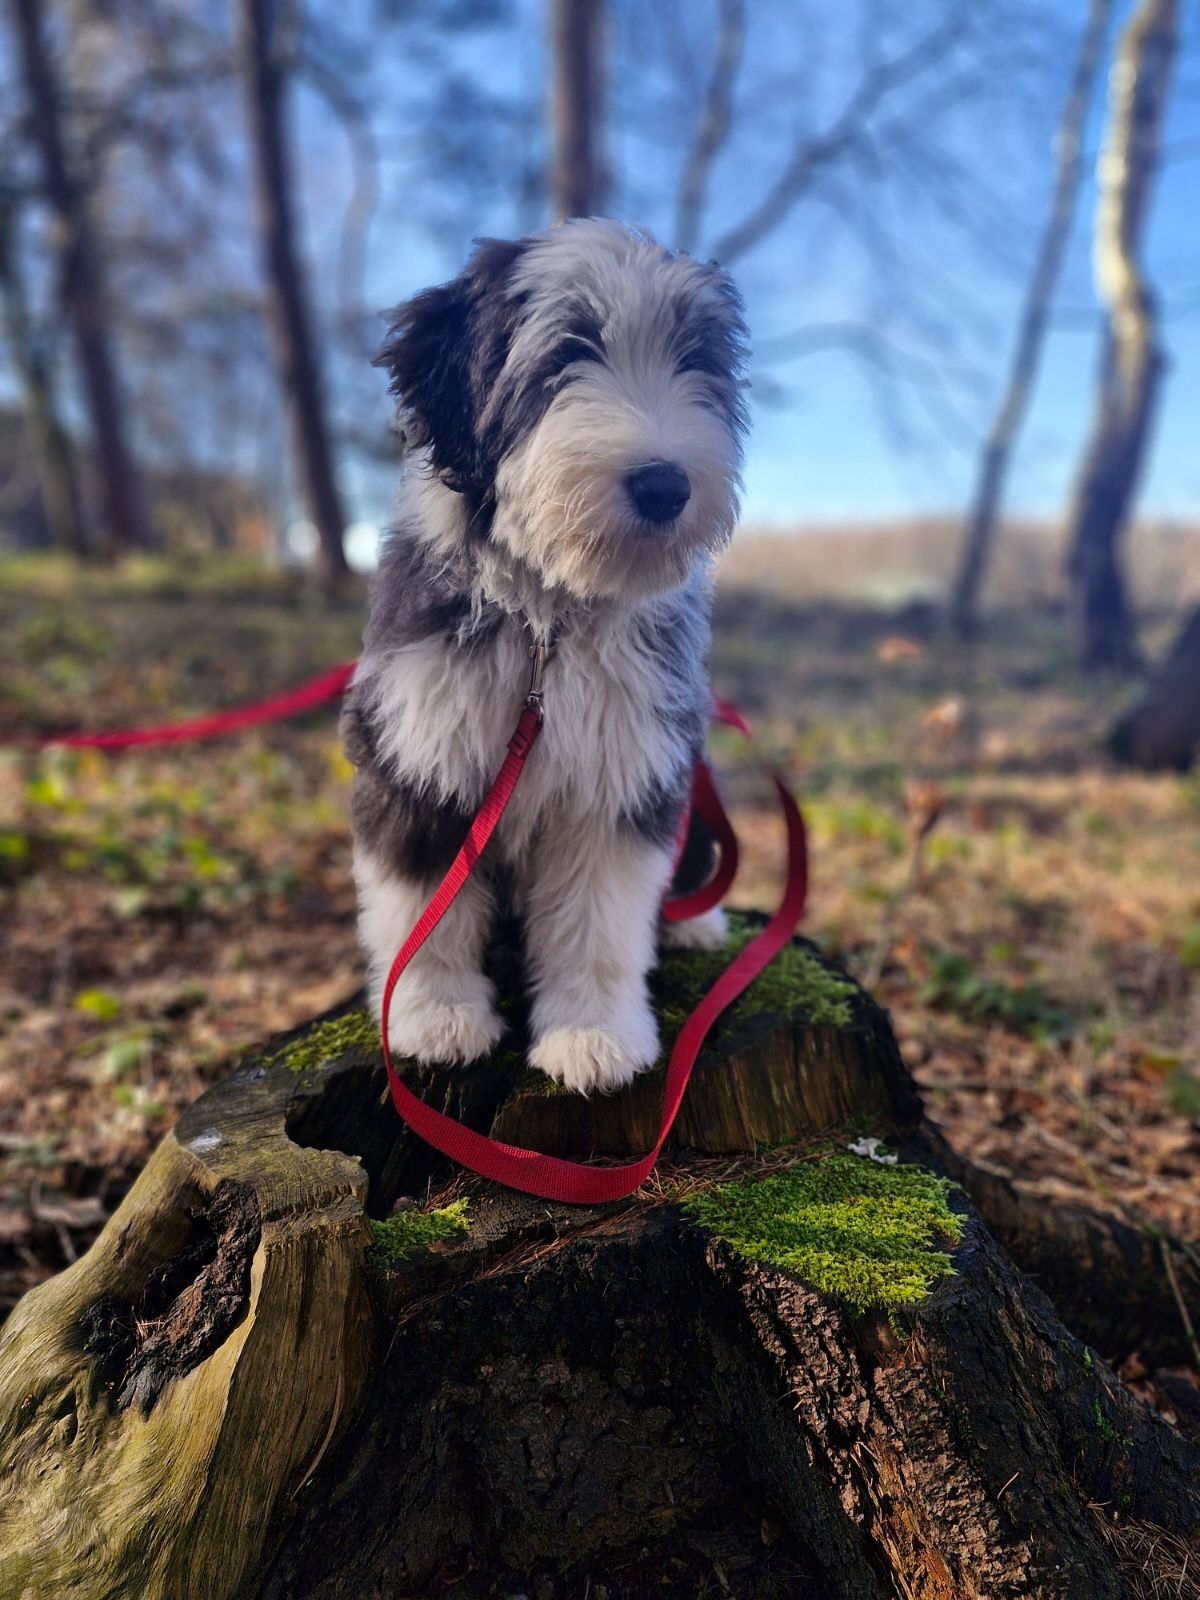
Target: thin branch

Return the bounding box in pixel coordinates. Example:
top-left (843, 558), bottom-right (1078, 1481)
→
top-left (673, 0), bottom-right (744, 254)
top-left (1160, 1237), bottom-right (1200, 1373)
top-left (298, 49), bottom-right (381, 359)
top-left (757, 318), bottom-right (980, 452)
top-left (711, 6), bottom-right (974, 263)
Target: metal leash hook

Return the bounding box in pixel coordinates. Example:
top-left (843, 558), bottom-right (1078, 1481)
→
top-left (524, 624), bottom-right (558, 720)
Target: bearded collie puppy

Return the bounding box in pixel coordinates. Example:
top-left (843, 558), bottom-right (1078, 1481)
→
top-left (342, 219), bottom-right (748, 1094)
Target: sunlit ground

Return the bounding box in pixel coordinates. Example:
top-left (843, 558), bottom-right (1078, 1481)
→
top-left (2, 554), bottom-right (1198, 1410)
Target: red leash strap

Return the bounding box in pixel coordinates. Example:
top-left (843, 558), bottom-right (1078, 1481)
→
top-left (660, 692), bottom-right (750, 922)
top-left (380, 698), bottom-right (808, 1205)
top-left (37, 662), bottom-right (358, 750)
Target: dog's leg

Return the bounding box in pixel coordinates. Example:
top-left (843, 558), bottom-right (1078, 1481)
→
top-left (524, 822), bottom-right (674, 1094)
top-left (354, 848), bottom-right (502, 1065)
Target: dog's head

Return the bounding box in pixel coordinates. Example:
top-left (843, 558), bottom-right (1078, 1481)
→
top-left (376, 219), bottom-right (748, 602)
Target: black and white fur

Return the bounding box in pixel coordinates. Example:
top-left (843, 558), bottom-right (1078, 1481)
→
top-left (342, 219), bottom-right (749, 1094)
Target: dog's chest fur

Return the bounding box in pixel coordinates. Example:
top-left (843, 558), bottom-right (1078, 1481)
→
top-left (354, 542), bottom-right (711, 859)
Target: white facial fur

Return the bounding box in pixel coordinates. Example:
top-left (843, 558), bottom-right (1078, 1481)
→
top-left (488, 220), bottom-right (744, 602)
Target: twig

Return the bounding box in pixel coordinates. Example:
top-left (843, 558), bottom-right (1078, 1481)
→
top-left (1159, 1237), bottom-right (1200, 1373)
top-left (864, 788), bottom-right (943, 991)
top-left (291, 1368), bottom-right (345, 1499)
top-left (674, 0), bottom-right (744, 253)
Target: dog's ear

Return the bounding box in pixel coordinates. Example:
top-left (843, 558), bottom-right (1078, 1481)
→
top-left (374, 238), bottom-right (527, 498)
top-left (375, 278), bottom-right (477, 493)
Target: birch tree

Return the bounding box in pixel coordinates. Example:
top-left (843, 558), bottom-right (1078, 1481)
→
top-left (1062, 0), bottom-right (1179, 670)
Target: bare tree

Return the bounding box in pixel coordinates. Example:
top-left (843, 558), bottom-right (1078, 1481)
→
top-left (0, 194), bottom-right (87, 554)
top-left (948, 0), bottom-right (1110, 639)
top-left (236, 0), bottom-right (348, 586)
top-left (548, 0), bottom-right (605, 220)
top-left (1063, 0), bottom-right (1179, 671)
top-left (9, 0), bottom-right (148, 558)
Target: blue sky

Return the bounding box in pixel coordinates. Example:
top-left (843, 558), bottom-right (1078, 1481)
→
top-left (295, 0), bottom-right (1200, 534)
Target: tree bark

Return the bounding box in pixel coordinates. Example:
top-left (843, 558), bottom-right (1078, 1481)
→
top-left (236, 0), bottom-right (349, 588)
top-left (949, 0), bottom-right (1110, 639)
top-left (10, 0), bottom-right (148, 559)
top-left (1109, 602), bottom-right (1200, 770)
top-left (1, 928), bottom-right (1197, 1598)
top-left (1062, 0), bottom-right (1179, 672)
top-left (548, 0), bottom-right (605, 220)
top-left (0, 200), bottom-right (88, 556)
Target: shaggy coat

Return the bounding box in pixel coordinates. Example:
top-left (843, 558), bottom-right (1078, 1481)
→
top-left (343, 219), bottom-right (748, 1093)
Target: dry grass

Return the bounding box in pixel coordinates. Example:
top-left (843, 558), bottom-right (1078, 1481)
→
top-left (723, 516), bottom-right (1200, 613)
top-left (1090, 1508), bottom-right (1200, 1600)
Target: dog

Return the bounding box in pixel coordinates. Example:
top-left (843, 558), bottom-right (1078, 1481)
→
top-left (341, 218), bottom-right (748, 1095)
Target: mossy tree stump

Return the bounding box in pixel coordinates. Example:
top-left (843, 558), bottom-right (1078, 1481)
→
top-left (1, 916), bottom-right (1198, 1599)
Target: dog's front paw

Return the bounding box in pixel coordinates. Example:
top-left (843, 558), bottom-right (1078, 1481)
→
top-left (529, 1013), bottom-right (659, 1096)
top-left (386, 991), bottom-right (504, 1066)
top-left (661, 906), bottom-right (728, 952)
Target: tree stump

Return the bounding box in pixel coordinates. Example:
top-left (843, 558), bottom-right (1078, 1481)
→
top-left (1, 916), bottom-right (1197, 1600)
top-left (1110, 603), bottom-right (1200, 772)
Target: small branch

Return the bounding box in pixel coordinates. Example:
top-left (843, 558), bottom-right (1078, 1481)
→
top-left (711, 7), bottom-right (973, 263)
top-left (673, 0), bottom-right (744, 254)
top-left (1160, 1237), bottom-right (1200, 1372)
top-left (298, 50), bottom-right (381, 360)
top-left (864, 783), bottom-right (944, 992)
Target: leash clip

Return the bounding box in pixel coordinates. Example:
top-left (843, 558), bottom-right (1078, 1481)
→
top-left (524, 625), bottom-right (557, 720)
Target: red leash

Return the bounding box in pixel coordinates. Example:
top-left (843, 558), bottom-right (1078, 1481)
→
top-left (35, 662), bottom-right (357, 749)
top-left (379, 690), bottom-right (807, 1205)
top-left (26, 654), bottom-right (807, 1203)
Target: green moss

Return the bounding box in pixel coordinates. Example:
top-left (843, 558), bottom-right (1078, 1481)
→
top-left (682, 1153), bottom-right (963, 1314)
top-left (264, 1007), bottom-right (379, 1075)
top-left (1091, 1398), bottom-right (1130, 1452)
top-left (653, 913), bottom-right (856, 1045)
top-left (367, 1199), bottom-right (470, 1268)
top-left (265, 917), bottom-right (854, 1098)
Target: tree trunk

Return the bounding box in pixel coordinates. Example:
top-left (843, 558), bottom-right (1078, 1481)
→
top-left (548, 0), bottom-right (605, 220)
top-left (1062, 0), bottom-right (1179, 672)
top-left (1109, 602), bottom-right (1200, 770)
top-left (0, 202), bottom-right (88, 556)
top-left (236, 0), bottom-right (349, 589)
top-left (1, 924), bottom-right (1197, 1598)
top-left (10, 0), bottom-right (148, 559)
top-left (949, 0), bottom-right (1110, 640)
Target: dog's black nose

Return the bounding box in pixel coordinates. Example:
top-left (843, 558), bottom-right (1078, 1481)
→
top-left (625, 461), bottom-right (691, 525)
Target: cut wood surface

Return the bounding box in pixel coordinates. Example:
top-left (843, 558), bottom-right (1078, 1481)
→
top-left (0, 917), bottom-right (1196, 1599)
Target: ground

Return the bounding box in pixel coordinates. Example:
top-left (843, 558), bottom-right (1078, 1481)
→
top-left (1, 547), bottom-right (1197, 1413)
